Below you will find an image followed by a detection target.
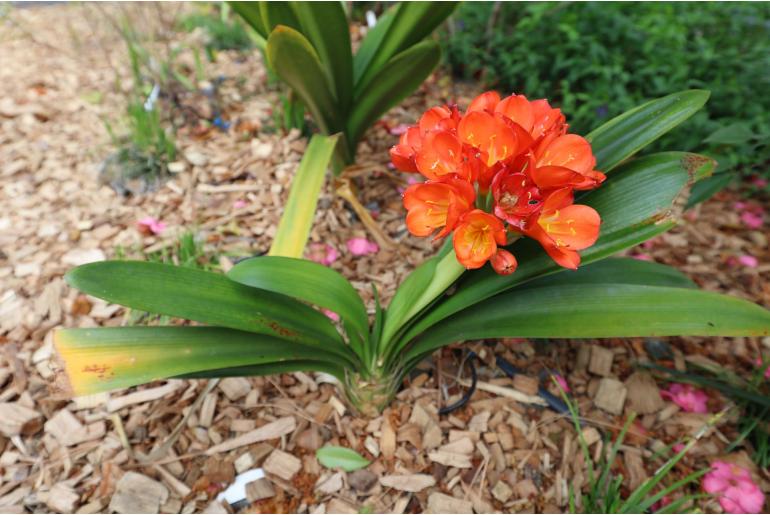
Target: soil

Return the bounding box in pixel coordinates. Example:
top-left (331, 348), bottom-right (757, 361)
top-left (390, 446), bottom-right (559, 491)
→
top-left (1, 3), bottom-right (768, 514)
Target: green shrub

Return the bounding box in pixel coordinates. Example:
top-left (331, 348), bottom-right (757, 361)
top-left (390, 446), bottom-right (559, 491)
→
top-left (180, 3), bottom-right (253, 54)
top-left (443, 2), bottom-right (770, 178)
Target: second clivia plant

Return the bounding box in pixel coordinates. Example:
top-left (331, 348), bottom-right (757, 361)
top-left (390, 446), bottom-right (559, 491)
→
top-left (54, 89), bottom-right (770, 416)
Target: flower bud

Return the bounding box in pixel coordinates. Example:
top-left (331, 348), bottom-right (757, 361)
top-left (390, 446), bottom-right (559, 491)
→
top-left (491, 249), bottom-right (518, 275)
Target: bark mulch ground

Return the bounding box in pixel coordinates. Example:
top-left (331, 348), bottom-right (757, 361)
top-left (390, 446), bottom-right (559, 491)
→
top-left (1, 4), bottom-right (768, 514)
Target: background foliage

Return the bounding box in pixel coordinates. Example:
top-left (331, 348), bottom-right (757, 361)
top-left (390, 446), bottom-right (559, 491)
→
top-left (443, 2), bottom-right (770, 182)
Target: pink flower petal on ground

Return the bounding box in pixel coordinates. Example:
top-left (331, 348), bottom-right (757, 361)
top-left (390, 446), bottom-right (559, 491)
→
top-left (738, 255), bottom-right (759, 268)
top-left (733, 201), bottom-right (747, 211)
top-left (755, 357), bottom-right (770, 379)
top-left (752, 177), bottom-right (768, 188)
top-left (632, 253), bottom-right (653, 261)
top-left (322, 309), bottom-right (340, 322)
top-left (308, 243), bottom-right (338, 266)
top-left (703, 461), bottom-right (766, 513)
top-left (233, 199), bottom-right (248, 209)
top-left (347, 237), bottom-right (379, 256)
top-left (741, 211), bottom-right (764, 229)
top-left (660, 383), bottom-right (709, 413)
top-left (137, 217), bottom-right (166, 235)
top-left (389, 123), bottom-right (410, 136)
top-left (552, 374), bottom-right (570, 393)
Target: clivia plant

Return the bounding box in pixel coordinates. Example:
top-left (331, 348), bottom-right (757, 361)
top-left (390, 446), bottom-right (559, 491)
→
top-left (55, 89), bottom-right (770, 416)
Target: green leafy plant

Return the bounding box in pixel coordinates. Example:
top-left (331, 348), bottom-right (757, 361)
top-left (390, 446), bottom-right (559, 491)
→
top-left (563, 397), bottom-right (709, 513)
top-left (443, 2), bottom-right (770, 187)
top-left (180, 2), bottom-right (253, 58)
top-left (231, 1), bottom-right (457, 170)
top-left (646, 360), bottom-right (770, 469)
top-left (55, 92), bottom-right (770, 416)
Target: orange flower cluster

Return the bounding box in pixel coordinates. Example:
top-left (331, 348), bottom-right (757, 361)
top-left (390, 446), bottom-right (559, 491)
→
top-left (391, 91), bottom-right (605, 274)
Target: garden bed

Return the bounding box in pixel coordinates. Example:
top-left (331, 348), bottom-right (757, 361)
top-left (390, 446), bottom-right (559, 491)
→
top-left (0, 4), bottom-right (768, 514)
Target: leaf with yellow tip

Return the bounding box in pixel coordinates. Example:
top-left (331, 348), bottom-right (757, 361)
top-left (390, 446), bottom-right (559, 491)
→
top-left (54, 326), bottom-right (344, 396)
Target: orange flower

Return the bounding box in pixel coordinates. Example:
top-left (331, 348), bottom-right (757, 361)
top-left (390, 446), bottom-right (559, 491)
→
top-left (530, 99), bottom-right (567, 140)
top-left (491, 166), bottom-right (543, 229)
top-left (419, 105), bottom-right (461, 133)
top-left (390, 126), bottom-right (422, 173)
top-left (453, 210), bottom-right (507, 269)
top-left (415, 130), bottom-right (465, 180)
top-left (494, 94), bottom-right (535, 134)
top-left (533, 134), bottom-right (606, 190)
top-left (458, 111), bottom-right (518, 167)
top-left (525, 188), bottom-right (601, 269)
top-left (403, 178), bottom-right (475, 239)
top-left (491, 249), bottom-right (518, 275)
top-left (467, 91), bottom-right (501, 113)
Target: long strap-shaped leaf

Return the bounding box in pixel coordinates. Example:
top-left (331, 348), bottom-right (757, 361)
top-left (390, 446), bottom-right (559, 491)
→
top-left (227, 256), bottom-right (368, 349)
top-left (177, 360), bottom-right (345, 382)
top-left (347, 40), bottom-right (441, 146)
top-left (407, 284), bottom-right (770, 362)
top-left (394, 152), bottom-right (715, 351)
top-left (292, 2), bottom-right (353, 117)
top-left (269, 133), bottom-right (339, 258)
top-left (65, 261), bottom-right (349, 357)
top-left (54, 326), bottom-right (345, 395)
top-left (587, 90), bottom-right (710, 172)
top-left (229, 1), bottom-right (269, 38)
top-left (353, 2), bottom-right (457, 96)
top-left (267, 25), bottom-right (341, 134)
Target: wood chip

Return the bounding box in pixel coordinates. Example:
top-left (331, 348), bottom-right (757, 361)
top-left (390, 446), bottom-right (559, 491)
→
top-left (206, 416), bottom-right (296, 455)
top-left (594, 378), bottom-right (628, 415)
top-left (492, 480), bottom-right (513, 503)
top-left (588, 346), bottom-right (615, 376)
top-left (315, 472), bottom-right (343, 495)
top-left (380, 474), bottom-right (436, 492)
top-left (218, 377), bottom-right (251, 401)
top-left (246, 478), bottom-right (275, 502)
top-left (468, 411), bottom-right (491, 432)
top-left (427, 449), bottom-right (472, 468)
top-left (45, 483), bottom-right (79, 513)
top-left (0, 402), bottom-right (42, 436)
top-left (426, 492), bottom-right (473, 514)
top-left (262, 449), bottom-right (301, 481)
top-left (512, 375), bottom-right (540, 396)
top-left (624, 372), bottom-right (664, 415)
top-left (106, 381), bottom-right (183, 412)
top-left (108, 472), bottom-right (169, 514)
top-left (380, 415), bottom-right (396, 459)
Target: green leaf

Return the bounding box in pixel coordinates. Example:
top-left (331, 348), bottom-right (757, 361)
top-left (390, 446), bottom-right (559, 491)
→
top-left (686, 171), bottom-right (732, 208)
top-left (352, 5), bottom-right (397, 86)
top-left (267, 25), bottom-right (341, 134)
top-left (292, 2), bottom-right (353, 116)
top-left (54, 326), bottom-right (342, 395)
top-left (704, 123), bottom-right (755, 146)
top-left (347, 40), bottom-right (441, 146)
top-left (515, 258), bottom-right (697, 290)
top-left (227, 256), bottom-right (368, 348)
top-left (354, 1), bottom-right (456, 95)
top-left (229, 1), bottom-right (269, 39)
top-left (586, 90), bottom-right (710, 172)
top-left (259, 2), bottom-right (301, 32)
top-left (395, 152), bottom-right (713, 353)
top-left (269, 133), bottom-right (339, 258)
top-left (408, 284), bottom-right (770, 362)
top-left (316, 446), bottom-right (371, 471)
top-left (64, 261), bottom-right (348, 355)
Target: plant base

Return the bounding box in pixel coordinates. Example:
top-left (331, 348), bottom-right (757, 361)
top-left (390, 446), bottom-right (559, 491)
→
top-left (343, 371), bottom-right (399, 418)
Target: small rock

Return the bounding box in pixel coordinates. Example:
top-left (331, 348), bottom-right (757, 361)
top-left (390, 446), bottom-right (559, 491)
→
top-left (348, 469), bottom-right (378, 493)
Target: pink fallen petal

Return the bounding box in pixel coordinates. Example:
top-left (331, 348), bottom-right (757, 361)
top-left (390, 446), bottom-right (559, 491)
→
top-left (738, 255), bottom-right (759, 268)
top-left (233, 199), bottom-right (248, 209)
top-left (702, 461), bottom-right (766, 514)
top-left (661, 383), bottom-right (709, 413)
top-left (632, 253), bottom-right (653, 261)
top-left (755, 357), bottom-right (770, 379)
top-left (322, 309), bottom-right (340, 322)
top-left (137, 217), bottom-right (166, 235)
top-left (752, 177), bottom-right (768, 188)
top-left (741, 211), bottom-right (764, 229)
top-left (552, 374), bottom-right (570, 393)
top-left (347, 237), bottom-right (379, 256)
top-left (389, 123), bottom-right (410, 136)
top-left (672, 443), bottom-right (685, 453)
top-left (733, 201), bottom-right (747, 211)
top-left (308, 243), bottom-right (338, 266)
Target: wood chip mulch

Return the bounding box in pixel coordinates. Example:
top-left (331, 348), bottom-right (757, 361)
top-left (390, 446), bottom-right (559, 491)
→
top-left (1, 4), bottom-right (768, 514)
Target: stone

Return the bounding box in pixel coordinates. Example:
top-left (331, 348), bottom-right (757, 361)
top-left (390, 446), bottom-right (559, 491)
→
top-left (348, 469), bottom-right (378, 493)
